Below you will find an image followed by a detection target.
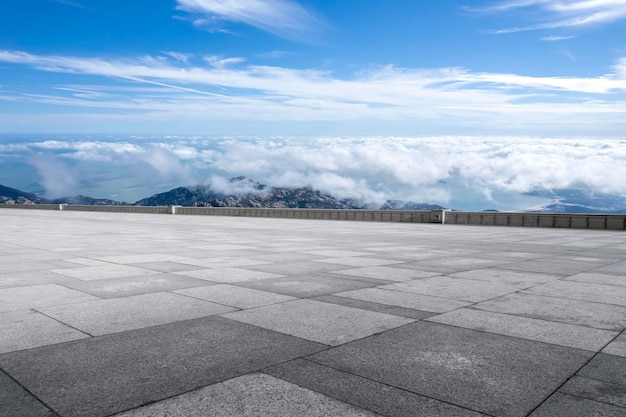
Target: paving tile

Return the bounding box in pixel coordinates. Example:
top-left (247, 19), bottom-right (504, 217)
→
top-left (0, 369), bottom-right (58, 417)
top-left (0, 271), bottom-right (76, 289)
top-left (0, 310), bottom-right (89, 354)
top-left (221, 299), bottom-right (414, 346)
top-left (50, 264), bottom-right (159, 281)
top-left (95, 254), bottom-right (195, 264)
top-left (174, 267), bottom-right (283, 283)
top-left (449, 268), bottom-right (560, 288)
top-left (602, 333), bottom-right (626, 357)
top-left (330, 266), bottom-right (440, 282)
top-left (565, 272), bottom-right (626, 287)
top-left (266, 359), bottom-right (487, 417)
top-left (308, 321), bottom-right (592, 417)
top-left (59, 273), bottom-right (212, 298)
top-left (334, 287), bottom-right (472, 313)
top-left (116, 373), bottom-right (377, 417)
top-left (313, 257), bottom-right (403, 267)
top-left (176, 257), bottom-right (273, 268)
top-left (174, 284), bottom-right (296, 309)
top-left (0, 284), bottom-right (99, 313)
top-left (0, 316), bottom-right (325, 417)
top-left (312, 295), bottom-right (437, 320)
top-left (305, 249), bottom-right (375, 257)
top-left (382, 276), bottom-right (519, 302)
top-left (560, 376), bottom-right (626, 408)
top-left (427, 308), bottom-right (618, 351)
top-left (471, 293), bottom-right (626, 331)
top-left (497, 260), bottom-right (597, 275)
top-left (234, 272), bottom-right (388, 298)
top-left (244, 260), bottom-right (346, 275)
top-left (523, 280), bottom-right (626, 307)
top-left (528, 392), bottom-right (626, 417)
top-left (398, 257), bottom-right (498, 273)
top-left (38, 292), bottom-right (237, 335)
top-left (594, 261), bottom-right (626, 274)
top-left (127, 261), bottom-right (206, 273)
top-left (577, 353), bottom-right (626, 386)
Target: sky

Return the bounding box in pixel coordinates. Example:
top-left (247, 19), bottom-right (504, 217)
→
top-left (1, 0), bottom-right (626, 209)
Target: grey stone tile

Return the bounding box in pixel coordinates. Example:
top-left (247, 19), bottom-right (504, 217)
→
top-left (471, 293), bottom-right (626, 331)
top-left (0, 284), bottom-right (99, 313)
top-left (383, 276), bottom-right (519, 303)
top-left (234, 273), bottom-right (387, 298)
top-left (174, 284), bottom-right (296, 309)
top-left (523, 280), bottom-right (626, 307)
top-left (528, 392), bottom-right (626, 417)
top-left (221, 299), bottom-right (414, 346)
top-left (50, 264), bottom-right (159, 281)
top-left (59, 273), bottom-right (212, 298)
top-left (266, 359), bottom-right (487, 417)
top-left (603, 333), bottom-right (626, 357)
top-left (560, 376), bottom-right (626, 408)
top-left (427, 308), bottom-right (618, 351)
top-left (398, 257), bottom-right (498, 274)
top-left (0, 369), bottom-right (58, 417)
top-left (0, 316), bottom-right (325, 417)
top-left (0, 271), bottom-right (76, 289)
top-left (177, 256), bottom-right (273, 268)
top-left (449, 268), bottom-right (560, 288)
top-left (335, 287), bottom-right (472, 313)
top-left (309, 321), bottom-right (592, 417)
top-left (577, 353), bottom-right (626, 386)
top-left (244, 260), bottom-right (346, 275)
top-left (116, 373), bottom-right (377, 417)
top-left (127, 261), bottom-right (205, 273)
top-left (305, 249), bottom-right (375, 257)
top-left (38, 292), bottom-right (236, 335)
top-left (594, 261), bottom-right (626, 274)
top-left (174, 267), bottom-right (283, 283)
top-left (0, 310), bottom-right (89, 354)
top-left (497, 260), bottom-right (597, 275)
top-left (312, 295), bottom-right (437, 320)
top-left (330, 266), bottom-right (440, 282)
top-left (313, 257), bottom-right (403, 267)
top-left (95, 254), bottom-right (195, 264)
top-left (565, 272), bottom-right (626, 287)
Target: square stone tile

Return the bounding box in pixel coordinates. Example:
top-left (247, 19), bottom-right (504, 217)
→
top-left (0, 284), bottom-right (99, 313)
top-left (577, 353), bottom-right (626, 386)
top-left (174, 284), bottom-right (296, 309)
top-left (523, 280), bottom-right (626, 307)
top-left (560, 376), bottom-right (626, 408)
top-left (38, 292), bottom-right (237, 335)
top-left (95, 254), bottom-right (194, 264)
top-left (335, 287), bottom-right (472, 313)
top-left (313, 257), bottom-right (403, 267)
top-left (221, 299), bottom-right (414, 346)
top-left (497, 260), bottom-right (596, 276)
top-left (266, 359), bottom-right (487, 417)
top-left (383, 276), bottom-right (519, 302)
top-left (115, 373), bottom-right (376, 417)
top-left (528, 392), bottom-right (625, 417)
top-left (233, 273), bottom-right (386, 298)
top-left (602, 333), bottom-right (626, 357)
top-left (0, 316), bottom-right (325, 417)
top-left (308, 321), bottom-right (593, 417)
top-left (313, 295), bottom-right (437, 320)
top-left (127, 261), bottom-right (205, 273)
top-left (565, 272), bottom-right (626, 287)
top-left (0, 310), bottom-right (89, 354)
top-left (305, 249), bottom-right (375, 257)
top-left (330, 266), bottom-right (440, 282)
top-left (0, 271), bottom-right (76, 289)
top-left (174, 268), bottom-right (284, 283)
top-left (594, 261), bottom-right (626, 275)
top-left (399, 257), bottom-right (498, 273)
top-left (0, 369), bottom-right (57, 417)
top-left (449, 268), bottom-right (560, 288)
top-left (244, 260), bottom-right (346, 275)
top-left (471, 293), bottom-right (626, 331)
top-left (50, 265), bottom-right (159, 281)
top-left (178, 257), bottom-right (273, 268)
top-left (59, 273), bottom-right (212, 298)
top-left (427, 308), bottom-right (618, 351)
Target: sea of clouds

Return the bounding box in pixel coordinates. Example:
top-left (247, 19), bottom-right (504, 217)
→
top-left (1, 135), bottom-right (625, 211)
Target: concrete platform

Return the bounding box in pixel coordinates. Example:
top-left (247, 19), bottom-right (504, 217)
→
top-left (0, 210), bottom-right (625, 417)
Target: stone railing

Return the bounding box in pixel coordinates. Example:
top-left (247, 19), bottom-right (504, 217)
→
top-left (1, 205), bottom-right (625, 230)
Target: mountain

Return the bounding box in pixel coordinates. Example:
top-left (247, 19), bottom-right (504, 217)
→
top-left (523, 188), bottom-right (626, 214)
top-left (0, 185), bottom-right (125, 206)
top-left (0, 185), bottom-right (42, 204)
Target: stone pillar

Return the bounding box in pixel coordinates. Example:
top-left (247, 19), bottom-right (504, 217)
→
top-left (430, 209), bottom-right (449, 224)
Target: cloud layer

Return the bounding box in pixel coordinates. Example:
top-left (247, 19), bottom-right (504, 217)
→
top-left (2, 136), bottom-right (625, 211)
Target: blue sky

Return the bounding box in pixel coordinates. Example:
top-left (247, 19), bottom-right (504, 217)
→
top-left (1, 0), bottom-right (626, 135)
top-left (1, 1), bottom-right (626, 210)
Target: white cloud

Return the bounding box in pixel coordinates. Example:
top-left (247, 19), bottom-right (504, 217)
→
top-left (7, 136), bottom-right (626, 210)
top-left (175, 0), bottom-right (324, 40)
top-left (203, 55), bottom-right (246, 67)
top-left (470, 0), bottom-right (626, 34)
top-left (540, 35), bottom-right (576, 41)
